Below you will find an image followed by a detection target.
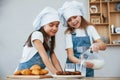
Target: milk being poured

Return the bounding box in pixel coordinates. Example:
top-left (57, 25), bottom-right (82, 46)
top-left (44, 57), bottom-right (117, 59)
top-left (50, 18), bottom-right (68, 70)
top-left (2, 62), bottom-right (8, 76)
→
top-left (86, 59), bottom-right (105, 70)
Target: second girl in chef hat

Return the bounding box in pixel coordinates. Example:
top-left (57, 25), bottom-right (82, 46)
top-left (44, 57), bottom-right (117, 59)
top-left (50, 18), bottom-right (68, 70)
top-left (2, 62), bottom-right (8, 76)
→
top-left (59, 0), bottom-right (106, 77)
top-left (16, 7), bottom-right (62, 75)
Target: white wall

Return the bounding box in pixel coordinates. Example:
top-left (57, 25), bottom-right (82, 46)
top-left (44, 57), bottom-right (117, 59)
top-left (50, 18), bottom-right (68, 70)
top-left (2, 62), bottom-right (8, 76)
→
top-left (0, 0), bottom-right (120, 78)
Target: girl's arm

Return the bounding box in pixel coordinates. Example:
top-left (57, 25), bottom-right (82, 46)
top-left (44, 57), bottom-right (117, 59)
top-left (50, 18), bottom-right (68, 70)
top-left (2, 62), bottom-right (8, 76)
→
top-left (50, 52), bottom-right (63, 71)
top-left (89, 25), bottom-right (107, 51)
top-left (66, 48), bottom-right (81, 63)
top-left (33, 39), bottom-right (57, 74)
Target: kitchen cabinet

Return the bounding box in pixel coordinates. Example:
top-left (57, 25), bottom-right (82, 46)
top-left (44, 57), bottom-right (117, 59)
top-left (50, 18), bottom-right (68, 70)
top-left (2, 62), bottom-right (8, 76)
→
top-left (88, 0), bottom-right (120, 46)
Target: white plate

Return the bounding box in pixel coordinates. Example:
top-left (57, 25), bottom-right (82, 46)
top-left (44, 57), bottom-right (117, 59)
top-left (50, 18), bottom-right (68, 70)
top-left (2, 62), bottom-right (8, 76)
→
top-left (52, 75), bottom-right (83, 78)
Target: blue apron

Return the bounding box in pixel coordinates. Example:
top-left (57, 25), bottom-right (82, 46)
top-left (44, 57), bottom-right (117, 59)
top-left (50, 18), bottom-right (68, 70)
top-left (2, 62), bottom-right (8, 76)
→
top-left (66, 29), bottom-right (94, 77)
top-left (17, 51), bottom-right (50, 70)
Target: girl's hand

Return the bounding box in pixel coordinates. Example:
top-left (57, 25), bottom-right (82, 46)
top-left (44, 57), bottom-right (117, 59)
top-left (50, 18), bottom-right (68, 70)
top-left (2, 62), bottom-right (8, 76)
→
top-left (90, 43), bottom-right (99, 52)
top-left (85, 62), bottom-right (94, 68)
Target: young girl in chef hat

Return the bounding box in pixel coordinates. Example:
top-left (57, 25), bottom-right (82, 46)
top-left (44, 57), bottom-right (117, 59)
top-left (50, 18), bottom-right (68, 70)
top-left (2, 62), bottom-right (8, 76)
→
top-left (59, 0), bottom-right (106, 77)
top-left (16, 7), bottom-right (62, 74)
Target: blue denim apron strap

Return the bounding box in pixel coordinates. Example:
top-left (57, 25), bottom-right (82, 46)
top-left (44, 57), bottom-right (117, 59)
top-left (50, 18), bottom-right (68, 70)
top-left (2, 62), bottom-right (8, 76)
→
top-left (17, 51), bottom-right (50, 70)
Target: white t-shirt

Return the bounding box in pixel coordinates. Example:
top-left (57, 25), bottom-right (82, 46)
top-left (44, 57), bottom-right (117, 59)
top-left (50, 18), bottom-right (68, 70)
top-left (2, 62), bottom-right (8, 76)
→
top-left (65, 25), bottom-right (100, 49)
top-left (20, 31), bottom-right (44, 63)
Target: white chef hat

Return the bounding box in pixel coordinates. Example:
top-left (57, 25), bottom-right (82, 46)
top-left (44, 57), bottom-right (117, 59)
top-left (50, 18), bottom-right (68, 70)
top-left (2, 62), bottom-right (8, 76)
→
top-left (58, 0), bottom-right (86, 26)
top-left (33, 7), bottom-right (60, 30)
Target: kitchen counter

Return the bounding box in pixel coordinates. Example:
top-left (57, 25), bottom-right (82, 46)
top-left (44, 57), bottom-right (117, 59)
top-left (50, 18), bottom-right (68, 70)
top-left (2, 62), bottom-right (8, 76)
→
top-left (2, 77), bottom-right (120, 80)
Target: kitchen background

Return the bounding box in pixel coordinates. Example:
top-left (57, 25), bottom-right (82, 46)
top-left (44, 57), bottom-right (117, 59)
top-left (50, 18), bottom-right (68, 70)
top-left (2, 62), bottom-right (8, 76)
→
top-left (0, 0), bottom-right (120, 78)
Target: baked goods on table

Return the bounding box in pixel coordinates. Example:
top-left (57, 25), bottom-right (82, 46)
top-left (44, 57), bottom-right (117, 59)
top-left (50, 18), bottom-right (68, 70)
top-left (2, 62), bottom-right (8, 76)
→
top-left (14, 64), bottom-right (48, 75)
top-left (13, 70), bottom-right (22, 75)
top-left (30, 64), bottom-right (41, 70)
top-left (21, 69), bottom-right (31, 75)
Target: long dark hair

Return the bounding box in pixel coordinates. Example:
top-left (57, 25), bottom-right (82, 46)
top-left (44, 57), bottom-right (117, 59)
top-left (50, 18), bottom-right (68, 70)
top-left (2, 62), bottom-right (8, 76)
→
top-left (23, 27), bottom-right (55, 54)
top-left (65, 16), bottom-right (93, 34)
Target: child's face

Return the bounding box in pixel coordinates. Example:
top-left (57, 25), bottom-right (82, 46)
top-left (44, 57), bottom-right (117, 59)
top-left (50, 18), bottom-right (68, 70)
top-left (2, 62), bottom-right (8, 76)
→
top-left (67, 16), bottom-right (81, 28)
top-left (43, 21), bottom-right (59, 36)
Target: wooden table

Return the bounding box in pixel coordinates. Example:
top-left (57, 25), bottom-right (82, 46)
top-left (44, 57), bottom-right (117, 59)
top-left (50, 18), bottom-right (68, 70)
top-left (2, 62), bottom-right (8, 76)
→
top-left (2, 77), bottom-right (120, 80)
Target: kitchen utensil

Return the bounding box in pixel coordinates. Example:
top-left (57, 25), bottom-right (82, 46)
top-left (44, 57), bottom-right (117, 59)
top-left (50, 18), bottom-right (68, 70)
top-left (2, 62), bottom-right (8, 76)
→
top-left (64, 63), bottom-right (82, 72)
top-left (115, 27), bottom-right (120, 33)
top-left (52, 75), bottom-right (83, 78)
top-left (7, 75), bottom-right (53, 79)
top-left (112, 40), bottom-right (120, 44)
top-left (64, 63), bottom-right (75, 72)
top-left (111, 24), bottom-right (114, 33)
top-left (80, 49), bottom-right (105, 70)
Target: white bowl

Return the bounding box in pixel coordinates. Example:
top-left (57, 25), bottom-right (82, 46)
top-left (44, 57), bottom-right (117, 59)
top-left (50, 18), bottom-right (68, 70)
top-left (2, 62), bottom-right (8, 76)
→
top-left (86, 59), bottom-right (105, 70)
